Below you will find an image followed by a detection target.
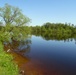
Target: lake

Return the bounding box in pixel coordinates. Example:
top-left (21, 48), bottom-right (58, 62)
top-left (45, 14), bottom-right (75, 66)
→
top-left (4, 35), bottom-right (76, 75)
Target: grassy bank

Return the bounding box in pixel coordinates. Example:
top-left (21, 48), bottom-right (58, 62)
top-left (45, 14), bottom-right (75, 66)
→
top-left (0, 41), bottom-right (19, 75)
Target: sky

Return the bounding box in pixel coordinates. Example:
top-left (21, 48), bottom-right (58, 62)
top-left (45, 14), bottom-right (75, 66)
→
top-left (0, 0), bottom-right (76, 26)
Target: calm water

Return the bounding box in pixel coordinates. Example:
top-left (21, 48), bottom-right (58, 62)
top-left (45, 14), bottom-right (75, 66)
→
top-left (4, 35), bottom-right (76, 75)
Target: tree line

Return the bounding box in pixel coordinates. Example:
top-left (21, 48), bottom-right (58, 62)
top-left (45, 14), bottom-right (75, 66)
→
top-left (31, 22), bottom-right (76, 41)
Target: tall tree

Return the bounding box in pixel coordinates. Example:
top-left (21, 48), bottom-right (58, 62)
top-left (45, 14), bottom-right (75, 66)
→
top-left (0, 3), bottom-right (30, 26)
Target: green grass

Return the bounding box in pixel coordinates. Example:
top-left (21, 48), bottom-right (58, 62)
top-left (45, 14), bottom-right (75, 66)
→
top-left (0, 41), bottom-right (19, 75)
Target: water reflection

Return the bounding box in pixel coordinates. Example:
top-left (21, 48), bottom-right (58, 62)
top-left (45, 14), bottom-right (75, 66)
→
top-left (34, 33), bottom-right (76, 44)
top-left (4, 38), bottom-right (31, 73)
top-left (3, 34), bottom-right (76, 75)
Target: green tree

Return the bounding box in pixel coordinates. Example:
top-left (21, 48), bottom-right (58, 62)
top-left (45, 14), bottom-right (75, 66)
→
top-left (0, 3), bottom-right (30, 26)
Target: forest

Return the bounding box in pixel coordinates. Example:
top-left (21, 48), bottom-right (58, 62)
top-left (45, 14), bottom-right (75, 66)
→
top-left (31, 22), bottom-right (76, 40)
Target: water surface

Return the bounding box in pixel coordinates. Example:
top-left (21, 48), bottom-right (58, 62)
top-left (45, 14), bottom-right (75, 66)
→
top-left (4, 35), bottom-right (76, 75)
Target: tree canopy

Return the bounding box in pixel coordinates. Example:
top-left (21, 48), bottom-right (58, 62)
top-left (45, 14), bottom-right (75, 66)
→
top-left (0, 3), bottom-right (30, 26)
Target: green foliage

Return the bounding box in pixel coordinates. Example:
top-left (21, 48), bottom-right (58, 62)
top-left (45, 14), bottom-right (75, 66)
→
top-left (0, 25), bottom-right (31, 42)
top-left (0, 3), bottom-right (30, 26)
top-left (0, 31), bottom-right (11, 42)
top-left (0, 3), bottom-right (31, 41)
top-left (31, 22), bottom-right (76, 40)
top-left (0, 42), bottom-right (19, 75)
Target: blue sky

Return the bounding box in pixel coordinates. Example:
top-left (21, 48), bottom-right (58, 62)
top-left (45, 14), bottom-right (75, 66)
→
top-left (0, 0), bottom-right (76, 26)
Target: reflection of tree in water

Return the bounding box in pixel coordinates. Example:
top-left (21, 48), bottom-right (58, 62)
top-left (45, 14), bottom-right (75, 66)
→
top-left (33, 32), bottom-right (76, 44)
top-left (4, 37), bottom-right (32, 75)
top-left (4, 37), bottom-right (31, 57)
